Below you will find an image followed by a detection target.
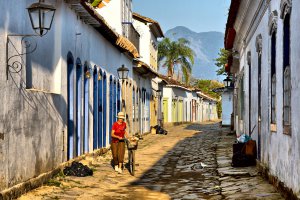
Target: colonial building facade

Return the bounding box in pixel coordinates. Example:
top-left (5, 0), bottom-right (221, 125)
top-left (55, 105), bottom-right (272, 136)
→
top-left (0, 0), bottom-right (152, 194)
top-left (132, 12), bottom-right (164, 135)
top-left (158, 76), bottom-right (218, 125)
top-left (225, 0), bottom-right (300, 197)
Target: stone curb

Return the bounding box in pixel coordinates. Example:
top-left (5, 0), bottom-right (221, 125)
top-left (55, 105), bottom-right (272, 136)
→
top-left (257, 162), bottom-right (300, 200)
top-left (0, 148), bottom-right (109, 200)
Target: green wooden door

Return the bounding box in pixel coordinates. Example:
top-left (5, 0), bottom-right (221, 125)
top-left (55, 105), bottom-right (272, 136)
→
top-left (179, 100), bottom-right (183, 122)
top-left (172, 99), bottom-right (177, 122)
top-left (163, 99), bottom-right (168, 123)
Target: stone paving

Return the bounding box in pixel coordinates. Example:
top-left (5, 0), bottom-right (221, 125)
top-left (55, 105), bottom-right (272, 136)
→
top-left (18, 122), bottom-right (284, 200)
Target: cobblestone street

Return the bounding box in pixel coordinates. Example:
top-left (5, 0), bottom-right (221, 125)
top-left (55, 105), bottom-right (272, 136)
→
top-left (19, 122), bottom-right (284, 200)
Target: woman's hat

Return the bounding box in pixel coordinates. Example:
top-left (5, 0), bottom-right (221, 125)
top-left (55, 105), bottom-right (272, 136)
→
top-left (117, 112), bottom-right (125, 119)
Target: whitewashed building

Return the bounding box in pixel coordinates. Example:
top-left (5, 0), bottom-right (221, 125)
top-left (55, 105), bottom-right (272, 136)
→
top-left (0, 0), bottom-right (141, 195)
top-left (158, 75), bottom-right (218, 124)
top-left (132, 12), bottom-right (164, 135)
top-left (213, 87), bottom-right (233, 127)
top-left (221, 89), bottom-right (233, 127)
top-left (225, 0), bottom-right (300, 197)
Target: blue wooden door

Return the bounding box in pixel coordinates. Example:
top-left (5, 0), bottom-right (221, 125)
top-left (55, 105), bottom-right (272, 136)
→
top-left (109, 76), bottom-right (113, 143)
top-left (76, 59), bottom-right (82, 156)
top-left (117, 81), bottom-right (121, 113)
top-left (113, 80), bottom-right (117, 123)
top-left (67, 53), bottom-right (74, 160)
top-left (93, 67), bottom-right (98, 150)
top-left (83, 65), bottom-right (89, 153)
top-left (98, 70), bottom-right (103, 148)
top-left (103, 73), bottom-right (107, 147)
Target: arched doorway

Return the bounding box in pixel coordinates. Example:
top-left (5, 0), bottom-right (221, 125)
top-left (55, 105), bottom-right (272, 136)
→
top-left (103, 72), bottom-right (107, 147)
top-left (93, 67), bottom-right (98, 150)
top-left (109, 75), bottom-right (114, 143)
top-left (67, 52), bottom-right (74, 160)
top-left (83, 62), bottom-right (90, 153)
top-left (98, 69), bottom-right (103, 148)
top-left (75, 58), bottom-right (82, 156)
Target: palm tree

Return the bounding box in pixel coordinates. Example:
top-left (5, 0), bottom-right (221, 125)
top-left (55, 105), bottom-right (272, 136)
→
top-left (158, 38), bottom-right (195, 85)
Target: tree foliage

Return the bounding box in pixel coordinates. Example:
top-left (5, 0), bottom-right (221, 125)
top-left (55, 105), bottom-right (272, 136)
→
top-left (195, 79), bottom-right (224, 118)
top-left (214, 48), bottom-right (231, 76)
top-left (158, 38), bottom-right (195, 85)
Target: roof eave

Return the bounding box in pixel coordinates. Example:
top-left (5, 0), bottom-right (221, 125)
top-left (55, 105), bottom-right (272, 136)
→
top-left (79, 1), bottom-right (139, 58)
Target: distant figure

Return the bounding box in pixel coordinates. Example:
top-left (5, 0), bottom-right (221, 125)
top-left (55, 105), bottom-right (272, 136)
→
top-left (111, 112), bottom-right (129, 174)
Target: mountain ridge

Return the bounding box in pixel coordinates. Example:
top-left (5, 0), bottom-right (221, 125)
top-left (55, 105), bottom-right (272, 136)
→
top-left (161, 26), bottom-right (224, 81)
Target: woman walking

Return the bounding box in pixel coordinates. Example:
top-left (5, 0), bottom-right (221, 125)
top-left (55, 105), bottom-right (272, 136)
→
top-left (111, 112), bottom-right (128, 174)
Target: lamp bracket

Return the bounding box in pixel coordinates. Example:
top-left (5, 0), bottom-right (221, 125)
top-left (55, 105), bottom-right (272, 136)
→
top-left (6, 34), bottom-right (39, 80)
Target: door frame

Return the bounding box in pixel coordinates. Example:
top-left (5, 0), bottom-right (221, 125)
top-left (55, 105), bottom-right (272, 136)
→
top-left (67, 52), bottom-right (74, 160)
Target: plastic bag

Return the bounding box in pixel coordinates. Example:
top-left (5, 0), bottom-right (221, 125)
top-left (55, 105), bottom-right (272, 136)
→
top-left (237, 134), bottom-right (251, 143)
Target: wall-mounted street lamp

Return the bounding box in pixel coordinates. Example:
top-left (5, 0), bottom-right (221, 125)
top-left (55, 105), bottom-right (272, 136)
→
top-left (223, 76), bottom-right (232, 88)
top-left (156, 89), bottom-right (162, 97)
top-left (117, 64), bottom-right (129, 80)
top-left (27, 0), bottom-right (56, 36)
top-left (6, 0), bottom-right (56, 80)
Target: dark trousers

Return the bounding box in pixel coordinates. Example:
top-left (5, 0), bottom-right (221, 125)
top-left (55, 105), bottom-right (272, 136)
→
top-left (111, 141), bottom-right (125, 166)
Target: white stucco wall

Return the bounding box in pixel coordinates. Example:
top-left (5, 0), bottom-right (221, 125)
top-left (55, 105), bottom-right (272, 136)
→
top-left (0, 0), bottom-right (134, 190)
top-left (98, 0), bottom-right (123, 35)
top-left (222, 91), bottom-right (233, 126)
top-left (133, 20), bottom-right (151, 65)
top-left (161, 86), bottom-right (218, 123)
top-left (132, 72), bottom-right (152, 134)
top-left (232, 0), bottom-right (300, 195)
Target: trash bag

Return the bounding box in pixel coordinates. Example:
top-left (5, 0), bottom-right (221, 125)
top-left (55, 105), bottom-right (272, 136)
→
top-left (63, 161), bottom-right (93, 177)
top-left (154, 125), bottom-right (168, 135)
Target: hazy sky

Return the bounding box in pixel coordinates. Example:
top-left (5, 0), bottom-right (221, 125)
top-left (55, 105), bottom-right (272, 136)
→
top-left (132, 0), bottom-right (231, 33)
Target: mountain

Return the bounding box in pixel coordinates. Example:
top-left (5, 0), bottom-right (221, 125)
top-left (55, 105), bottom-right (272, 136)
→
top-left (161, 26), bottom-right (224, 81)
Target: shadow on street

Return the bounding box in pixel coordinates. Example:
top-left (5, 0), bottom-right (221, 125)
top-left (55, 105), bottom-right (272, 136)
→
top-left (126, 122), bottom-right (222, 199)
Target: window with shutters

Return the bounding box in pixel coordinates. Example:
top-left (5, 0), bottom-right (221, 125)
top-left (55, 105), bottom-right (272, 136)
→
top-left (282, 13), bottom-right (291, 134)
top-left (271, 31), bottom-right (277, 125)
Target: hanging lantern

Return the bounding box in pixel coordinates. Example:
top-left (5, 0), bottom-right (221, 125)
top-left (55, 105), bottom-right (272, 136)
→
top-left (27, 0), bottom-right (56, 36)
top-left (117, 64), bottom-right (129, 80)
top-left (223, 76), bottom-right (232, 88)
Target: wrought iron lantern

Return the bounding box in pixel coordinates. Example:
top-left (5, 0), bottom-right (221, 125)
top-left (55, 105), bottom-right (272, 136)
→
top-left (223, 76), bottom-right (232, 88)
top-left (117, 64), bottom-right (129, 80)
top-left (156, 89), bottom-right (162, 96)
top-left (27, 0), bottom-right (56, 36)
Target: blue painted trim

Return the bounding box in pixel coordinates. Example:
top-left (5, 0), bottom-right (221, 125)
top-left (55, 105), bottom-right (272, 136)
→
top-left (98, 70), bottom-right (103, 148)
top-left (83, 65), bottom-right (89, 154)
top-left (109, 75), bottom-right (113, 144)
top-left (76, 58), bottom-right (82, 156)
top-left (67, 52), bottom-right (74, 160)
top-left (103, 72), bottom-right (107, 147)
top-left (113, 79), bottom-right (117, 123)
top-left (93, 67), bottom-right (98, 150)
